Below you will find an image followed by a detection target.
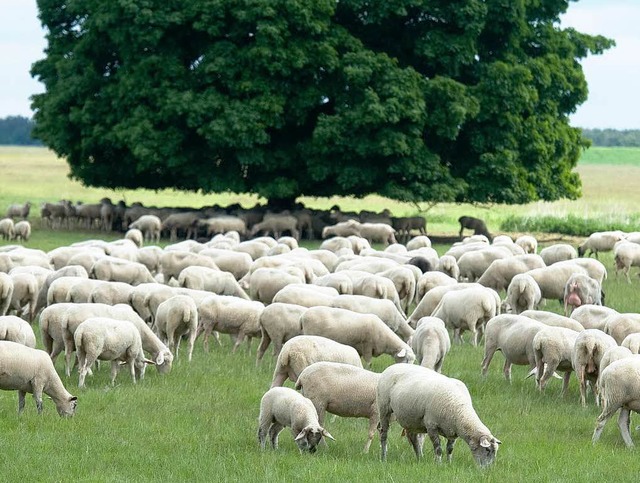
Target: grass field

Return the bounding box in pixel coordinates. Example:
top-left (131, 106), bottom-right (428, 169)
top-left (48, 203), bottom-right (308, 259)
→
top-left (1, 146), bottom-right (640, 481)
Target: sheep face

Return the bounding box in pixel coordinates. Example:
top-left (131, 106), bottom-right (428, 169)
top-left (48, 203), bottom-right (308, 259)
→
top-left (394, 347), bottom-right (416, 364)
top-left (155, 350), bottom-right (174, 374)
top-left (469, 435), bottom-right (501, 467)
top-left (293, 426), bottom-right (334, 453)
top-left (56, 396), bottom-right (78, 417)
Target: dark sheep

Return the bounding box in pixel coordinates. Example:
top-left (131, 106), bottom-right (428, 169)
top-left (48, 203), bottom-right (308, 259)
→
top-left (458, 216), bottom-right (492, 242)
top-left (407, 256), bottom-right (432, 273)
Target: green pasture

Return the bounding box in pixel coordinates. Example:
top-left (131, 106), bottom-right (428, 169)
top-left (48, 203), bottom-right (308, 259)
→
top-left (2, 146), bottom-right (640, 480)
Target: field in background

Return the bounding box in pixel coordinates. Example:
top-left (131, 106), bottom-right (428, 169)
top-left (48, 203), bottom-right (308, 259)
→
top-left (2, 146), bottom-right (640, 237)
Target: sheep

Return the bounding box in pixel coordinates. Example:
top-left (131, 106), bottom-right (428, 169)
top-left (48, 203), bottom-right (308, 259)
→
top-left (559, 258), bottom-right (607, 285)
top-left (532, 326), bottom-right (580, 394)
top-left (515, 235), bottom-right (538, 254)
top-left (33, 265), bottom-right (88, 317)
top-left (457, 247), bottom-right (512, 282)
top-left (90, 256), bottom-right (156, 286)
top-left (504, 274), bottom-right (542, 314)
top-left (621, 333), bottom-right (640, 354)
top-left (6, 201), bottom-right (31, 220)
top-left (198, 216), bottom-right (247, 237)
top-left (0, 218), bottom-right (15, 240)
top-left (519, 310), bottom-right (585, 332)
top-left (198, 295), bottom-right (265, 353)
top-left (89, 281), bottom-right (135, 306)
top-left (159, 250), bottom-right (219, 283)
top-left (578, 231), bottom-right (625, 258)
top-left (477, 254), bottom-right (546, 292)
top-left (256, 303), bottom-right (307, 363)
top-left (0, 272), bottom-right (14, 316)
top-left (0, 315), bottom-right (36, 347)
top-left (257, 386), bottom-right (334, 453)
top-left (178, 265), bottom-right (250, 299)
top-left (0, 341), bottom-right (78, 416)
top-left (563, 273), bottom-right (602, 315)
top-left (436, 255), bottom-right (460, 280)
top-left (319, 236), bottom-right (353, 253)
top-left (312, 273), bottom-right (353, 295)
top-left (539, 244), bottom-right (577, 265)
top-left (250, 214), bottom-right (299, 240)
top-left (613, 241), bottom-right (640, 283)
top-left (378, 265), bottom-right (417, 314)
top-left (571, 305), bottom-right (619, 331)
top-left (525, 262), bottom-right (589, 302)
top-left (322, 220), bottom-right (362, 239)
top-left (599, 346), bottom-right (633, 374)
top-left (357, 223), bottom-right (397, 246)
top-left (13, 221), bottom-right (31, 242)
top-left (270, 335), bottom-right (363, 387)
top-left (481, 314), bottom-right (548, 381)
top-left (408, 282), bottom-right (485, 329)
top-left (197, 248), bottom-right (252, 280)
top-left (248, 267), bottom-right (307, 305)
top-left (124, 228), bottom-right (144, 248)
top-left (458, 215), bottom-right (493, 242)
top-left (8, 271), bottom-right (38, 322)
top-left (272, 283), bottom-right (337, 308)
top-left (412, 317), bottom-right (450, 371)
top-left (154, 295), bottom-right (198, 361)
top-left (337, 270), bottom-right (404, 313)
top-left (66, 278), bottom-right (113, 303)
top-left (377, 363), bottom-right (501, 466)
top-left (415, 271), bottom-right (457, 303)
top-left (74, 317), bottom-right (152, 387)
top-left (432, 286), bottom-right (498, 346)
top-left (300, 306), bottom-right (415, 366)
top-left (603, 313), bottom-right (640, 344)
top-left (592, 356), bottom-right (640, 447)
top-left (571, 329), bottom-right (618, 407)
top-left (232, 240), bottom-right (272, 260)
top-left (295, 362), bottom-right (380, 452)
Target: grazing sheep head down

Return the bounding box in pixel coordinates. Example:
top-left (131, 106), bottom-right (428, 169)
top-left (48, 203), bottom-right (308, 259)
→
top-left (155, 350), bottom-right (174, 375)
top-left (57, 396), bottom-right (78, 417)
top-left (394, 347), bottom-right (416, 364)
top-left (294, 425), bottom-right (335, 453)
top-left (469, 435), bottom-right (501, 467)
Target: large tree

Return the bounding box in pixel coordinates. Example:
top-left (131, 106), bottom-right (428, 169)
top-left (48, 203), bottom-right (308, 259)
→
top-left (32, 0), bottom-right (613, 207)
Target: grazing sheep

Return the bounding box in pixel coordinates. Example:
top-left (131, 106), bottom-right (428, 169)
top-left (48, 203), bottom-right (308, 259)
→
top-left (159, 250), bottom-right (219, 283)
top-left (406, 235), bottom-right (432, 251)
top-left (33, 265), bottom-right (88, 317)
top-left (90, 256), bottom-right (156, 286)
top-left (257, 386), bottom-right (334, 453)
top-left (357, 223), bottom-right (397, 246)
top-left (250, 214), bottom-right (299, 240)
top-left (0, 341), bottom-right (77, 416)
top-left (198, 216), bottom-right (247, 237)
top-left (379, 266), bottom-right (417, 314)
top-left (0, 315), bottom-right (36, 347)
top-left (124, 228), bottom-right (144, 248)
top-left (322, 220), bottom-right (362, 239)
top-left (295, 362), bottom-right (381, 452)
top-left (13, 221), bottom-right (31, 242)
top-left (411, 317), bottom-right (451, 371)
top-left (613, 241), bottom-right (640, 283)
top-left (457, 247), bottom-right (512, 282)
top-left (312, 273), bottom-right (353, 295)
top-left (563, 273), bottom-right (602, 315)
top-left (0, 218), bottom-right (15, 240)
top-left (337, 270), bottom-right (404, 313)
top-left (197, 248), bottom-right (252, 280)
top-left (603, 313), bottom-right (640, 344)
top-left (525, 263), bottom-right (589, 302)
top-left (515, 235), bottom-right (538, 254)
top-left (571, 329), bottom-right (618, 407)
top-left (270, 335), bottom-right (363, 387)
top-left (89, 281), bottom-right (135, 306)
top-left (481, 314), bottom-right (547, 381)
top-left (178, 265), bottom-right (250, 299)
top-left (415, 271), bottom-right (457, 303)
top-left (249, 267), bottom-right (307, 305)
top-left (621, 333), bottom-right (640, 354)
top-left (477, 254), bottom-right (546, 291)
top-left (319, 236), bottom-right (353, 253)
top-left (408, 283), bottom-right (482, 328)
top-left (458, 216), bottom-right (493, 242)
top-left (592, 356), bottom-right (640, 447)
top-left (578, 231), bottom-right (625, 258)
top-left (154, 295), bottom-right (198, 361)
top-left (272, 283), bottom-right (337, 308)
top-left (505, 274), bottom-right (542, 314)
top-left (539, 244), bottom-right (577, 265)
top-left (256, 303), bottom-right (307, 363)
top-left (431, 287), bottom-right (498, 346)
top-left (599, 346), bottom-right (633, 374)
top-left (74, 317), bottom-right (152, 387)
top-left (378, 363), bottom-right (501, 466)
top-left (8, 271), bottom-right (38, 322)
top-left (519, 310), bottom-right (585, 332)
top-left (0, 272), bottom-right (14, 316)
top-left (532, 326), bottom-right (580, 394)
top-left (436, 255), bottom-right (460, 281)
top-left (6, 202), bottom-right (31, 220)
top-left (571, 304), bottom-right (619, 331)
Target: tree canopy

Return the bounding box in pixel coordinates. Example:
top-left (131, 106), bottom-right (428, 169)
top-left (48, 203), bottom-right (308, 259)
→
top-left (32, 0), bottom-right (613, 206)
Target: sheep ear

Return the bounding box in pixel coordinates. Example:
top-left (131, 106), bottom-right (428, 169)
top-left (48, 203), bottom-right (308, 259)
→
top-left (155, 353), bottom-right (165, 365)
top-left (294, 429), bottom-right (308, 442)
top-left (143, 358), bottom-right (156, 365)
top-left (494, 438), bottom-right (502, 445)
top-left (396, 348), bottom-right (406, 358)
top-left (479, 436), bottom-right (492, 448)
top-left (322, 429), bottom-right (335, 441)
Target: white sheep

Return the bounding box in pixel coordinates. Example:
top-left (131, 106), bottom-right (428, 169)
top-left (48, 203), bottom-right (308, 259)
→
top-left (599, 346), bottom-right (633, 373)
top-left (33, 265), bottom-right (88, 317)
top-left (613, 241), bottom-right (640, 283)
top-left (592, 355), bottom-right (640, 447)
top-left (477, 254), bottom-right (546, 291)
top-left (621, 333), bottom-right (640, 354)
top-left (13, 220), bottom-right (31, 242)
top-left (571, 329), bottom-right (618, 407)
top-left (196, 248), bottom-right (252, 280)
top-left (505, 274), bottom-right (542, 314)
top-left (515, 235), bottom-right (538, 254)
top-left (272, 283), bottom-right (337, 308)
top-left (525, 262), bottom-right (589, 302)
top-left (518, 310), bottom-right (585, 332)
top-left (74, 317), bottom-right (152, 387)
top-left (415, 271), bottom-right (457, 304)
top-left (377, 363), bottom-right (501, 466)
top-left (330, 270), bottom-right (404, 314)
top-left (89, 280), bottom-right (135, 306)
top-left (319, 236), bottom-right (353, 253)
top-left (379, 265), bottom-right (417, 314)
top-left (270, 335), bottom-right (363, 387)
top-left (431, 286), bottom-right (498, 346)
top-left (256, 302), bottom-right (307, 363)
top-left (124, 228), bottom-right (144, 248)
top-left (160, 250), bottom-right (219, 283)
top-left (563, 273), bottom-right (602, 315)
top-left (8, 271), bottom-right (38, 322)
top-left (603, 313), bottom-right (640, 344)
top-left (578, 231), bottom-right (625, 258)
top-left (257, 386), bottom-right (334, 453)
top-left (435, 255), bottom-right (460, 281)
top-left (0, 314), bottom-right (36, 347)
top-left (456, 247), bottom-right (512, 282)
top-left (408, 282), bottom-right (482, 328)
top-left (0, 218), bottom-right (15, 240)
top-left (312, 273), bottom-right (353, 295)
top-left (570, 304), bottom-right (619, 331)
top-left (0, 340), bottom-right (77, 416)
top-left (532, 326), bottom-right (580, 394)
top-left (411, 316), bottom-right (451, 371)
top-left (248, 267), bottom-right (306, 304)
top-left (129, 215), bottom-right (162, 243)
top-left (155, 295), bottom-right (199, 361)
top-left (295, 361), bottom-right (380, 452)
top-left (406, 235), bottom-right (432, 251)
top-left (539, 244), bottom-right (577, 265)
top-left (178, 265), bottom-right (250, 299)
top-left (0, 272), bottom-right (14, 316)
top-left (90, 256), bottom-right (156, 285)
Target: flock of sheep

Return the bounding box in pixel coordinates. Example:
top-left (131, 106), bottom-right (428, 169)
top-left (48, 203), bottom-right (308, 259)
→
top-left (2, 213), bottom-right (640, 468)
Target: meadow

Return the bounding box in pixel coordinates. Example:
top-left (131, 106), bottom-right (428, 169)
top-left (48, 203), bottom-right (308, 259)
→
top-left (1, 146), bottom-right (640, 481)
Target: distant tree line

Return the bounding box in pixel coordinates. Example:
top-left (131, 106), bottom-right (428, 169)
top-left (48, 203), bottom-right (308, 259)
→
top-left (582, 128), bottom-right (640, 147)
top-left (0, 116), bottom-right (41, 146)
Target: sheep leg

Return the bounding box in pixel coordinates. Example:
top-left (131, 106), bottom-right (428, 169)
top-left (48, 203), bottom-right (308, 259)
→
top-left (481, 345), bottom-right (497, 377)
top-left (406, 431), bottom-right (424, 460)
top-left (33, 387), bottom-right (44, 414)
top-left (503, 360), bottom-right (513, 383)
top-left (268, 423), bottom-right (284, 450)
top-left (539, 361), bottom-right (558, 392)
top-left (270, 370), bottom-right (288, 388)
top-left (18, 390), bottom-right (26, 414)
top-left (256, 333), bottom-right (271, 364)
top-left (63, 334), bottom-right (75, 377)
top-left (427, 431), bottom-right (443, 463)
top-left (561, 371), bottom-right (571, 397)
top-left (232, 331), bottom-right (245, 354)
top-left (379, 415), bottom-right (391, 462)
top-left (49, 339), bottom-right (65, 364)
top-left (593, 404), bottom-right (620, 443)
top-left (453, 328), bottom-right (462, 345)
top-left (535, 357), bottom-right (545, 390)
top-left (77, 350), bottom-right (92, 388)
top-left (579, 367), bottom-right (588, 407)
top-left (618, 408), bottom-right (634, 448)
top-left (186, 330), bottom-right (197, 362)
top-left (363, 416), bottom-right (377, 454)
top-left (110, 361), bottom-right (120, 385)
top-left (446, 438), bottom-right (456, 462)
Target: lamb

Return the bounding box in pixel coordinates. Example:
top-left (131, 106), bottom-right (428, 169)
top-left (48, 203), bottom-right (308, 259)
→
top-left (411, 317), bottom-right (450, 371)
top-left (295, 362), bottom-right (381, 452)
top-left (563, 273), bottom-right (602, 315)
top-left (0, 272), bottom-right (14, 316)
top-left (257, 386), bottom-right (334, 453)
top-left (578, 231), bottom-right (625, 258)
top-left (377, 363), bottom-right (501, 466)
top-left (13, 221), bottom-right (31, 242)
top-left (270, 335), bottom-right (363, 387)
top-left (256, 303), bottom-right (307, 363)
top-left (6, 201), bottom-right (31, 220)
top-left (0, 315), bottom-right (36, 347)
top-left (300, 306), bottom-right (415, 366)
top-left (515, 235), bottom-right (538, 254)
top-left (0, 341), bottom-right (77, 416)
top-left (74, 317), bottom-right (152, 387)
top-left (0, 218), bottom-right (15, 240)
top-left (621, 333), bottom-right (640, 354)
top-left (519, 310), bottom-right (585, 332)
top-left (154, 295), bottom-right (198, 361)
top-left (415, 271), bottom-right (457, 303)
top-left (592, 356), bottom-right (640, 447)
top-left (435, 254), bottom-right (460, 281)
top-left (603, 313), bottom-right (640, 344)
top-left (477, 255), bottom-right (546, 291)
top-left (481, 314), bottom-right (548, 381)
top-left (570, 305), bottom-right (619, 331)
top-left (431, 286), bottom-right (498, 346)
top-left (539, 244), bottom-right (577, 265)
top-left (178, 265), bottom-right (250, 299)
top-left (571, 329), bottom-right (618, 407)
top-left (532, 326), bottom-right (580, 394)
top-left (505, 274), bottom-right (542, 314)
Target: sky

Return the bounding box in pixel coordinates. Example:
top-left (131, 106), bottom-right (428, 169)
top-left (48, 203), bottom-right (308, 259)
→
top-left (0, 0), bottom-right (639, 129)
